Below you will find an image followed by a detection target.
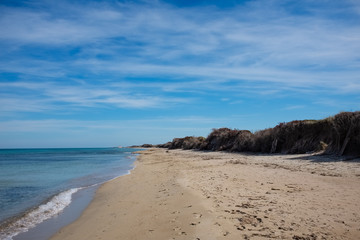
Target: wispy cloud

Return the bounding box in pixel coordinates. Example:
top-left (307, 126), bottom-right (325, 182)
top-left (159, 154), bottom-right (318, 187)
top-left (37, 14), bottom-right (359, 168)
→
top-left (283, 105), bottom-right (306, 111)
top-left (1, 0), bottom-right (359, 83)
top-left (0, 116), bottom-right (221, 133)
top-left (0, 117), bottom-right (217, 147)
top-left (0, 81), bottom-right (189, 114)
top-left (0, 0), bottom-right (359, 147)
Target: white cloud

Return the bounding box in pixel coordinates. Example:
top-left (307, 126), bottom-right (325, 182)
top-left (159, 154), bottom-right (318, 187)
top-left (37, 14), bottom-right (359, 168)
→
top-left (0, 97), bottom-right (52, 113)
top-left (0, 0), bottom-right (359, 116)
top-left (0, 116), bottom-right (221, 133)
top-left (283, 105), bottom-right (306, 111)
top-left (0, 80), bottom-right (191, 114)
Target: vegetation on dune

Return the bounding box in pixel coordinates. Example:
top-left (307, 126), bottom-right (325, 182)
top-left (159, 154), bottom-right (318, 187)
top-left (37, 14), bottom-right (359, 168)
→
top-left (158, 111), bottom-right (360, 157)
top-left (168, 136), bottom-right (206, 150)
top-left (200, 128), bottom-right (253, 152)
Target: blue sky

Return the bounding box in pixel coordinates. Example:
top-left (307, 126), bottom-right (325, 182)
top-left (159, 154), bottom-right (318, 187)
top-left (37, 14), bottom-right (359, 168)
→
top-left (0, 0), bottom-right (359, 148)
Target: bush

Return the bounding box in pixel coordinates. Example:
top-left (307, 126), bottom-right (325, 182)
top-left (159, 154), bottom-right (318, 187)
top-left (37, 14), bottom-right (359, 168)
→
top-left (156, 142), bottom-right (172, 148)
top-left (168, 136), bottom-right (205, 150)
top-left (326, 111), bottom-right (360, 156)
top-left (160, 111), bottom-right (360, 156)
top-left (199, 128), bottom-right (253, 152)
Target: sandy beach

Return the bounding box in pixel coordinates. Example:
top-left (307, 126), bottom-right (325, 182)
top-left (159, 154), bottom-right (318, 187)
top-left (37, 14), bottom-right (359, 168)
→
top-left (51, 148), bottom-right (360, 240)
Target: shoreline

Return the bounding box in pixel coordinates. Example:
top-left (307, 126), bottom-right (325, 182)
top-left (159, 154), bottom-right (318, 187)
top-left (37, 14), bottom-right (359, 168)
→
top-left (1, 154), bottom-right (138, 240)
top-left (51, 148), bottom-right (360, 239)
top-left (14, 185), bottom-right (98, 240)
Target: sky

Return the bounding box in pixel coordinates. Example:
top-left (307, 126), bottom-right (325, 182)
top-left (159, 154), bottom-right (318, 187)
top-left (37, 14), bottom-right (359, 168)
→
top-left (0, 0), bottom-right (359, 148)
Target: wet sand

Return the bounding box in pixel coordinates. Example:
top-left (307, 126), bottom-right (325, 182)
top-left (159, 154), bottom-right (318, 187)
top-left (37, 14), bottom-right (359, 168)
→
top-left (14, 185), bottom-right (98, 240)
top-left (51, 148), bottom-right (360, 240)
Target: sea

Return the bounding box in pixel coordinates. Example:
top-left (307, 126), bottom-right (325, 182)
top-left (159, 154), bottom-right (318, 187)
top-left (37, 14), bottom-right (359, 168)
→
top-left (0, 147), bottom-right (141, 240)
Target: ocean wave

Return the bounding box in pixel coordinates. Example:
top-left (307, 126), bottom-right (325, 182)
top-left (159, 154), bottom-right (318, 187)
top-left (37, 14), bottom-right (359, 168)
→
top-left (0, 188), bottom-right (80, 240)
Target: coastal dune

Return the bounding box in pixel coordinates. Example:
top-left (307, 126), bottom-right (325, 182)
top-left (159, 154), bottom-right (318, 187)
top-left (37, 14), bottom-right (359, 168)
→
top-left (51, 148), bottom-right (360, 240)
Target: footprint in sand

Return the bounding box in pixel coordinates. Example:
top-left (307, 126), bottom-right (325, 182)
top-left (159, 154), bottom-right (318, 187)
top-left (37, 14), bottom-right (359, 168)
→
top-left (193, 213), bottom-right (203, 218)
top-left (223, 231), bottom-right (230, 236)
top-left (173, 226), bottom-right (181, 232)
top-left (190, 222), bottom-right (200, 226)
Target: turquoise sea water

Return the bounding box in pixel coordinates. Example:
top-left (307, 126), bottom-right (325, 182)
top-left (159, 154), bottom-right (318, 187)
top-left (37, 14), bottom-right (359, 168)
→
top-left (0, 147), bottom-right (140, 240)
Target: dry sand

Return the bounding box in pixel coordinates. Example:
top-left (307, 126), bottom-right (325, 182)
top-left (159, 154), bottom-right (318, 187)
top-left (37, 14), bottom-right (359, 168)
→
top-left (51, 148), bottom-right (360, 240)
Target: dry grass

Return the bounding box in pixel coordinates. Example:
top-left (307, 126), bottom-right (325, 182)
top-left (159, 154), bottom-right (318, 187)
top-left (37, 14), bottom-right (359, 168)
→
top-left (159, 111), bottom-right (360, 157)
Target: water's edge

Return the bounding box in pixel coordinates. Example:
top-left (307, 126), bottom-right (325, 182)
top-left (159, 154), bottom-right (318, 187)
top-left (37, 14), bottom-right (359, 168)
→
top-left (1, 151), bottom-right (140, 240)
top-left (14, 185), bottom-right (98, 240)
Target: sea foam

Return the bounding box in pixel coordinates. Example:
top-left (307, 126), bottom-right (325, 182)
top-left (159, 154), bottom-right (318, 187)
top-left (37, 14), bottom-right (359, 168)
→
top-left (0, 147), bottom-right (139, 240)
top-left (0, 188), bottom-right (80, 240)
